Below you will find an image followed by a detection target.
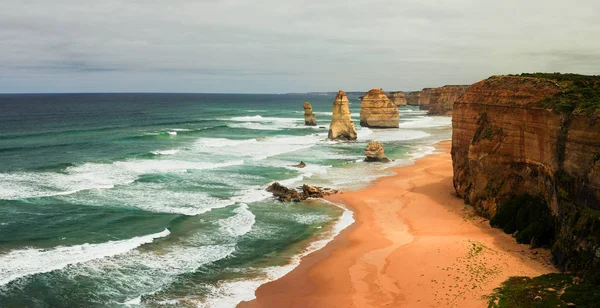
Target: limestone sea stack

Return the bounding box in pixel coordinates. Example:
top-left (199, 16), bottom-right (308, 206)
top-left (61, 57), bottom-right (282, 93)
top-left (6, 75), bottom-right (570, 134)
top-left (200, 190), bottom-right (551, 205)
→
top-left (426, 85), bottom-right (469, 115)
top-left (406, 91), bottom-right (421, 106)
top-left (387, 91), bottom-right (407, 106)
top-left (303, 101), bottom-right (316, 126)
top-left (328, 90), bottom-right (357, 140)
top-left (359, 89), bottom-right (399, 128)
top-left (451, 73), bottom-right (600, 281)
top-left (418, 88), bottom-right (432, 110)
top-left (364, 141), bottom-right (390, 162)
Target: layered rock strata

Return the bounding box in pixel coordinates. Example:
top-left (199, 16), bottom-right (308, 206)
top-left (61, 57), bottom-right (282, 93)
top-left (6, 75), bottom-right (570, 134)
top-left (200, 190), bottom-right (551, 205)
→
top-left (451, 74), bottom-right (600, 281)
top-left (303, 101), bottom-right (316, 126)
top-left (406, 91), bottom-right (421, 106)
top-left (364, 141), bottom-right (390, 162)
top-left (359, 88), bottom-right (399, 128)
top-left (328, 90), bottom-right (357, 140)
top-left (387, 91), bottom-right (407, 106)
top-left (419, 88), bottom-right (432, 110)
top-left (426, 85), bottom-right (469, 115)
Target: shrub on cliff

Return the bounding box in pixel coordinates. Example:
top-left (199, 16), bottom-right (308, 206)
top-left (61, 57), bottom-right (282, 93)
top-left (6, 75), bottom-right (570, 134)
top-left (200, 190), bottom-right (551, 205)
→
top-left (490, 195), bottom-right (556, 247)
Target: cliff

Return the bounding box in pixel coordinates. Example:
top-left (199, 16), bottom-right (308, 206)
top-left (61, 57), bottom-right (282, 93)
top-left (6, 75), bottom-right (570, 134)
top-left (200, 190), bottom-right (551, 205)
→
top-left (387, 91), bottom-right (407, 106)
top-left (419, 88), bottom-right (432, 110)
top-left (406, 91), bottom-right (421, 106)
top-left (427, 85), bottom-right (470, 115)
top-left (451, 73), bottom-right (600, 281)
top-left (303, 101), bottom-right (316, 126)
top-left (359, 89), bottom-right (399, 128)
top-left (328, 90), bottom-right (357, 140)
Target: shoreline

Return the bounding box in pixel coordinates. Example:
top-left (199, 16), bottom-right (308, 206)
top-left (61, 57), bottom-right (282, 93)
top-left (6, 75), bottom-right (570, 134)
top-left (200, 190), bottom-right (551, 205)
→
top-left (239, 140), bottom-right (556, 307)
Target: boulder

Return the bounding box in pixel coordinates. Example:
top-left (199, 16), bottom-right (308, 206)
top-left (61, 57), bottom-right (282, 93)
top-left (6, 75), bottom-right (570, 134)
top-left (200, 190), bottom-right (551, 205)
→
top-left (360, 89), bottom-right (399, 128)
top-left (328, 90), bottom-right (357, 140)
top-left (266, 182), bottom-right (338, 202)
top-left (292, 161), bottom-right (306, 168)
top-left (364, 141), bottom-right (390, 162)
top-left (303, 101), bottom-right (317, 126)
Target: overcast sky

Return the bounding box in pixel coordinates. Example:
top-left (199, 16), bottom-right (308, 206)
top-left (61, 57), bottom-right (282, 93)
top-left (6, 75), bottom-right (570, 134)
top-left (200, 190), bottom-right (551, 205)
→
top-left (1, 0), bottom-right (599, 93)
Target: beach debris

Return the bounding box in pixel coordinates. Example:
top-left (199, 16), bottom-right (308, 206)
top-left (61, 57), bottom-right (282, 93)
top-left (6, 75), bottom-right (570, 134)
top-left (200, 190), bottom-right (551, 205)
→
top-left (328, 90), bottom-right (357, 140)
top-left (266, 182), bottom-right (338, 202)
top-left (304, 101), bottom-right (317, 126)
top-left (364, 141), bottom-right (390, 162)
top-left (292, 161), bottom-right (306, 168)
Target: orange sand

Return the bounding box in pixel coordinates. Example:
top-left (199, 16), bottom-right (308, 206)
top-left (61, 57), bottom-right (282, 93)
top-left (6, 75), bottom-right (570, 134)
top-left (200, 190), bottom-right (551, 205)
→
top-left (239, 141), bottom-right (556, 308)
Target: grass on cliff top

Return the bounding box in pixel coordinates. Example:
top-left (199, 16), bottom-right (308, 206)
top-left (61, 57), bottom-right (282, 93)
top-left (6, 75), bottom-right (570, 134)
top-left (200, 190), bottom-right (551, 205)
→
top-left (487, 274), bottom-right (600, 308)
top-left (517, 73), bottom-right (600, 115)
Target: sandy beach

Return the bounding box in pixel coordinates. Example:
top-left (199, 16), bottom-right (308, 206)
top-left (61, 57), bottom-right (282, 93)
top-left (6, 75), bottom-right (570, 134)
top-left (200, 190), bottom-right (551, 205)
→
top-left (239, 141), bottom-right (557, 308)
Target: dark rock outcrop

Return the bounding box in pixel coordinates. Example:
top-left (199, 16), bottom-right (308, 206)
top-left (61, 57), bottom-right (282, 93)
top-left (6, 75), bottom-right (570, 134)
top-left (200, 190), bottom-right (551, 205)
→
top-left (303, 101), bottom-right (317, 126)
top-left (328, 90), bottom-right (357, 140)
top-left (266, 182), bottom-right (338, 202)
top-left (292, 161), bottom-right (306, 168)
top-left (364, 141), bottom-right (390, 162)
top-left (451, 73), bottom-right (600, 282)
top-left (359, 88), bottom-right (399, 128)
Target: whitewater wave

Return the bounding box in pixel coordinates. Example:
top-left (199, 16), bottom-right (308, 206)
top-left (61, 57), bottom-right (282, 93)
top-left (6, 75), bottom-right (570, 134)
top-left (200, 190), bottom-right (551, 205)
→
top-left (151, 149), bottom-right (180, 155)
top-left (0, 229), bottom-right (171, 286)
top-left (398, 116), bottom-right (451, 129)
top-left (218, 204), bottom-right (256, 237)
top-left (0, 159), bottom-right (244, 200)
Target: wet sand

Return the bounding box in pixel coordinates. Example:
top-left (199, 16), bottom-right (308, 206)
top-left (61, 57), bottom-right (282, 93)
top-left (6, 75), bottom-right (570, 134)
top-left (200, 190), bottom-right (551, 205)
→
top-left (239, 141), bottom-right (555, 308)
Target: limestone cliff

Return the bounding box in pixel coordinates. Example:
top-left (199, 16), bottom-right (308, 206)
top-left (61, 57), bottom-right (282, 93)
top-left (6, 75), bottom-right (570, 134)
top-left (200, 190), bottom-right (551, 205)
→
top-left (387, 91), bottom-right (407, 106)
top-left (359, 89), bottom-right (399, 128)
top-left (419, 88), bottom-right (432, 110)
top-left (303, 101), bottom-right (316, 126)
top-left (451, 73), bottom-right (600, 281)
top-left (328, 90), bottom-right (357, 140)
top-left (427, 85), bottom-right (469, 115)
top-left (406, 91), bottom-right (421, 106)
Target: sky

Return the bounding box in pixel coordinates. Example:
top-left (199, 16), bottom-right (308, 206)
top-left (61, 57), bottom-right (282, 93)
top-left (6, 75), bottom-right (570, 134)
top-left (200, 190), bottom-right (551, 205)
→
top-left (1, 0), bottom-right (599, 93)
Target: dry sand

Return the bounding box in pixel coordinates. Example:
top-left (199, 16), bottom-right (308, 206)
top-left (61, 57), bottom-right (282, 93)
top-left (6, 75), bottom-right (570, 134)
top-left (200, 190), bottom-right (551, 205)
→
top-left (239, 141), bottom-right (556, 308)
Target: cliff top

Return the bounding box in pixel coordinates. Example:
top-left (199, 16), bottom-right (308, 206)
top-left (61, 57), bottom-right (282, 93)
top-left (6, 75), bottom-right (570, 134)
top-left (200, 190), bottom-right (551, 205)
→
top-left (508, 73), bottom-right (600, 115)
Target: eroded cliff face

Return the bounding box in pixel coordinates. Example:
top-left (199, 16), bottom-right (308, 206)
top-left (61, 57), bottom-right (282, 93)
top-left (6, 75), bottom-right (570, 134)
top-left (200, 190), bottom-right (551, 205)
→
top-left (303, 101), bottom-right (316, 126)
top-left (419, 88), bottom-right (432, 110)
top-left (452, 74), bottom-right (600, 281)
top-left (328, 90), bottom-right (357, 140)
top-left (360, 88), bottom-right (399, 128)
top-left (427, 85), bottom-right (469, 115)
top-left (406, 91), bottom-right (420, 106)
top-left (387, 91), bottom-right (407, 106)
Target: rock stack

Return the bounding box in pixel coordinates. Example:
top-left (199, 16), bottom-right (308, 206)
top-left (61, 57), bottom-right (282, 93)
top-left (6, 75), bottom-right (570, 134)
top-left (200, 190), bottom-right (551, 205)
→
top-left (427, 85), bottom-right (470, 115)
top-left (303, 101), bottom-right (316, 126)
top-left (419, 88), bottom-right (432, 110)
top-left (387, 91), bottom-right (407, 106)
top-left (406, 91), bottom-right (421, 106)
top-left (328, 90), bottom-right (357, 140)
top-left (359, 89), bottom-right (399, 128)
top-left (364, 141), bottom-right (390, 162)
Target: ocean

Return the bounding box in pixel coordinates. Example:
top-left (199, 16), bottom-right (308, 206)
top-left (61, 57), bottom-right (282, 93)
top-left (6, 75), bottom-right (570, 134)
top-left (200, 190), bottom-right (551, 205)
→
top-left (0, 93), bottom-right (451, 307)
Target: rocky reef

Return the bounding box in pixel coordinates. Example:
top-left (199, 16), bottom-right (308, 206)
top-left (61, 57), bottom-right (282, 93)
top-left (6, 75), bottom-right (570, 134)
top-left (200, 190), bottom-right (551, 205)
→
top-left (303, 101), bottom-right (316, 126)
top-left (266, 182), bottom-right (338, 202)
top-left (328, 90), bottom-right (357, 140)
top-left (451, 73), bottom-right (600, 282)
top-left (364, 141), bottom-right (390, 162)
top-left (419, 88), bottom-right (432, 110)
top-left (359, 88), bottom-right (399, 128)
top-left (406, 91), bottom-right (421, 106)
top-left (426, 85), bottom-right (469, 115)
top-left (387, 91), bottom-right (407, 106)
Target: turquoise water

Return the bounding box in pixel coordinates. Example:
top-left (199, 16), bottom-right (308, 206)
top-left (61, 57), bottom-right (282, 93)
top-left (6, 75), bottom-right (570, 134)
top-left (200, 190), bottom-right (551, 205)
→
top-left (0, 93), bottom-right (451, 307)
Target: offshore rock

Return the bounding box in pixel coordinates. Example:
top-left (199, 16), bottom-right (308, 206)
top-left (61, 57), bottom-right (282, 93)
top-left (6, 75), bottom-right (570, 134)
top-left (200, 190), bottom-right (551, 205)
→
top-left (406, 91), bottom-right (421, 106)
top-left (360, 88), bottom-right (399, 128)
top-left (303, 101), bottom-right (317, 126)
top-left (419, 88), bottom-right (433, 110)
top-left (451, 73), bottom-right (600, 282)
top-left (328, 90), bottom-right (357, 140)
top-left (364, 141), bottom-right (390, 162)
top-left (426, 85), bottom-right (469, 115)
top-left (266, 182), bottom-right (338, 202)
top-left (388, 91), bottom-right (407, 106)
top-left (292, 161), bottom-right (306, 168)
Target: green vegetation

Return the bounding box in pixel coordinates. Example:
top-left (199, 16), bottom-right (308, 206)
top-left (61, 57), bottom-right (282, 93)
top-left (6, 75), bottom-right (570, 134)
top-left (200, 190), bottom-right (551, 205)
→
top-left (519, 73), bottom-right (600, 115)
top-left (487, 274), bottom-right (600, 308)
top-left (490, 195), bottom-right (555, 247)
